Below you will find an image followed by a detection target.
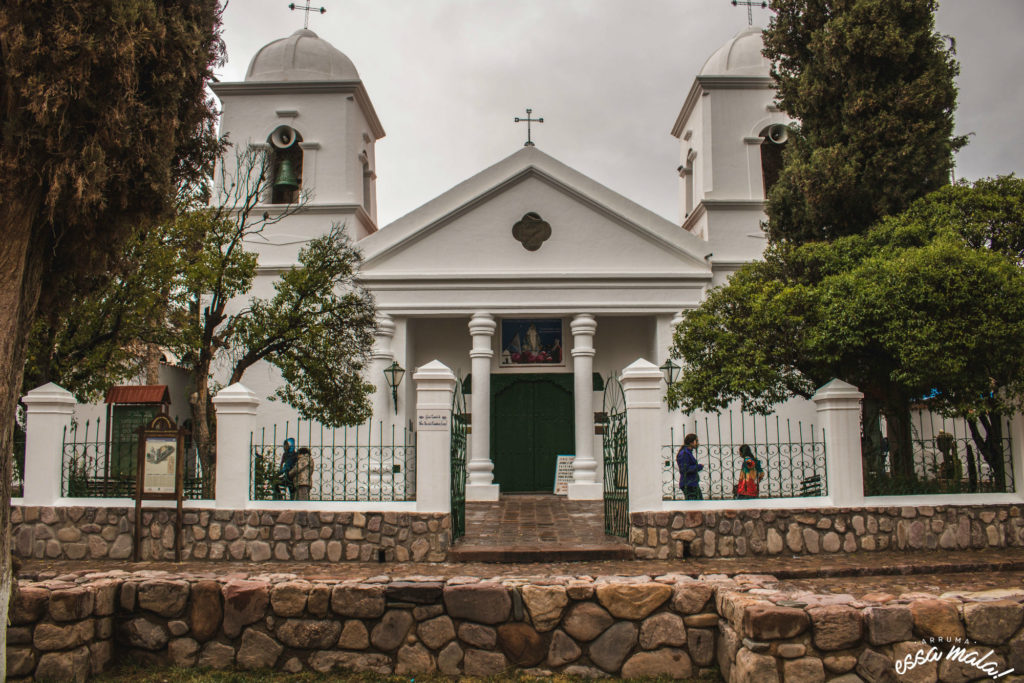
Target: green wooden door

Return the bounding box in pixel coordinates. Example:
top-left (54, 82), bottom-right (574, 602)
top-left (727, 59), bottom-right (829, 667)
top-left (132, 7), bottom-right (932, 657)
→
top-left (491, 374), bottom-right (574, 492)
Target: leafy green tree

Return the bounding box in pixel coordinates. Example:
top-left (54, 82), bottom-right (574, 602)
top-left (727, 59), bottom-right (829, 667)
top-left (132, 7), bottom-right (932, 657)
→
top-left (763, 0), bottom-right (965, 244)
top-left (669, 178), bottom-right (1024, 486)
top-left (0, 1), bottom-right (222, 672)
top-left (168, 148), bottom-right (377, 468)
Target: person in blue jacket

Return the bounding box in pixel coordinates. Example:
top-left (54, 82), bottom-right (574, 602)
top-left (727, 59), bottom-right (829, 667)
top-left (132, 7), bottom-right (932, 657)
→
top-left (275, 438), bottom-right (298, 499)
top-left (677, 433), bottom-right (703, 500)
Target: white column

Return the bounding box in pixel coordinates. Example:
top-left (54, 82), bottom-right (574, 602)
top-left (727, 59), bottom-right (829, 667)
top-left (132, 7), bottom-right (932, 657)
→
top-left (21, 383), bottom-right (76, 505)
top-left (812, 378), bottom-right (865, 507)
top-left (1010, 413), bottom-right (1024, 499)
top-left (414, 360), bottom-right (456, 512)
top-left (622, 359), bottom-right (665, 511)
top-left (466, 312), bottom-right (500, 501)
top-left (568, 314), bottom-right (602, 499)
top-left (212, 383), bottom-right (259, 509)
top-left (371, 314), bottom-right (396, 428)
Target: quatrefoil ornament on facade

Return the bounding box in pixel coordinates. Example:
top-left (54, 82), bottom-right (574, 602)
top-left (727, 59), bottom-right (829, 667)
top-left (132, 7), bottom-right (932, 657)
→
top-left (512, 212), bottom-right (552, 251)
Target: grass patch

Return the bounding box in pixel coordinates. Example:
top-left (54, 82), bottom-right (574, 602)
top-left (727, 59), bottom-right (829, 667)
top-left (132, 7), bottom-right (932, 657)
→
top-left (91, 664), bottom-right (723, 683)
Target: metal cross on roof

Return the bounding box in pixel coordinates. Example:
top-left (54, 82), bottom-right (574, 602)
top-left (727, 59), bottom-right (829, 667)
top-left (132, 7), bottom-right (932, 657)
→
top-left (289, 2), bottom-right (327, 29)
top-left (514, 108), bottom-right (544, 147)
top-left (731, 0), bottom-right (767, 26)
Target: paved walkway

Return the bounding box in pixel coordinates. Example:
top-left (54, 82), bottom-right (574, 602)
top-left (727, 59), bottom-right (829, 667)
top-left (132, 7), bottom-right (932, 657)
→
top-left (451, 494), bottom-right (632, 561)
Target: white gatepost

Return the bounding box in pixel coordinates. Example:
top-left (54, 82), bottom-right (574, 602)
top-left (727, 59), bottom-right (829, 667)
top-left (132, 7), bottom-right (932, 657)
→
top-left (414, 360), bottom-right (456, 512)
top-left (21, 383), bottom-right (76, 506)
top-left (211, 383), bottom-right (259, 509)
top-left (1010, 413), bottom-right (1024, 498)
top-left (812, 378), bottom-right (865, 507)
top-left (621, 359), bottom-right (665, 512)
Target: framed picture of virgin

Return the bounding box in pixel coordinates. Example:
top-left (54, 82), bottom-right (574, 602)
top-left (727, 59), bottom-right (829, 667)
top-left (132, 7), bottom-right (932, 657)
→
top-left (499, 318), bottom-right (565, 367)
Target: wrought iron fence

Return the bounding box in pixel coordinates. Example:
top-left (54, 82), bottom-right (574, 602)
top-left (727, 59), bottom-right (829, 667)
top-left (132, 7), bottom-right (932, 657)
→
top-left (250, 419), bottom-right (416, 502)
top-left (864, 411), bottom-right (1014, 496)
top-left (663, 412), bottom-right (827, 501)
top-left (60, 418), bottom-right (215, 499)
top-left (12, 429), bottom-right (25, 497)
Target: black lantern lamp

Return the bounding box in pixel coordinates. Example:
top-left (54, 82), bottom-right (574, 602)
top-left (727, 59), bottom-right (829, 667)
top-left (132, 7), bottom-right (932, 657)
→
top-left (383, 361), bottom-right (405, 414)
top-left (659, 359), bottom-right (681, 386)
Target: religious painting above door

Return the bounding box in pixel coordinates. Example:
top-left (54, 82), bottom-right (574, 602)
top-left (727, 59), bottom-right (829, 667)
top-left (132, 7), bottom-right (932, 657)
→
top-left (500, 318), bottom-right (564, 366)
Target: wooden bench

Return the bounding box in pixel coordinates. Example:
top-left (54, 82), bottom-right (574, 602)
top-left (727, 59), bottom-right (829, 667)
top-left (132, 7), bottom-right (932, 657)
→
top-left (799, 474), bottom-right (823, 497)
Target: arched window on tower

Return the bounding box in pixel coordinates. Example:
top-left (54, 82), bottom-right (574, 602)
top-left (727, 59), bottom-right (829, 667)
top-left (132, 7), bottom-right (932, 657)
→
top-left (759, 124), bottom-right (789, 198)
top-left (360, 152), bottom-right (372, 212)
top-left (268, 125), bottom-right (303, 204)
top-left (682, 149), bottom-right (696, 217)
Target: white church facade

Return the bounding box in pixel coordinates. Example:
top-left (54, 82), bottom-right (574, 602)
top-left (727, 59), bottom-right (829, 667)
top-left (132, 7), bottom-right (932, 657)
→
top-left (208, 25), bottom-right (792, 502)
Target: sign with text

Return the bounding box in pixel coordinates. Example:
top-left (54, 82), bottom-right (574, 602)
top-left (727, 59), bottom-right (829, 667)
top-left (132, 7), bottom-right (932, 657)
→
top-left (134, 414), bottom-right (185, 562)
top-left (417, 410), bottom-right (450, 431)
top-left (554, 454), bottom-right (575, 495)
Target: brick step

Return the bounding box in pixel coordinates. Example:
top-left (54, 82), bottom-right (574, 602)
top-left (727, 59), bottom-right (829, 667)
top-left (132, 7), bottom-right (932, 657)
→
top-left (449, 541), bottom-right (634, 563)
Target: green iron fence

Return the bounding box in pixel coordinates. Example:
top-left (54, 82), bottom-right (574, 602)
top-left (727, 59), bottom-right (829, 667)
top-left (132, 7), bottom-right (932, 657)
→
top-left (60, 418), bottom-right (215, 499)
top-left (664, 412), bottom-right (826, 501)
top-left (602, 374), bottom-right (629, 537)
top-left (450, 378), bottom-right (468, 540)
top-left (864, 411), bottom-right (1014, 496)
top-left (250, 419), bottom-right (416, 502)
top-left (12, 428), bottom-right (25, 497)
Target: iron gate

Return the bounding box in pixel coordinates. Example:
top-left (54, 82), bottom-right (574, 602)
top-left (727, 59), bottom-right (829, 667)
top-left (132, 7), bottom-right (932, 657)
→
top-left (450, 377), bottom-right (469, 540)
top-left (602, 374), bottom-right (629, 537)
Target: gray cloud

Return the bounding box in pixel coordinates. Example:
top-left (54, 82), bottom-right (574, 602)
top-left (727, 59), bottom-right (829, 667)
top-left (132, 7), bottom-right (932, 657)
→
top-left (219, 0), bottom-right (1022, 226)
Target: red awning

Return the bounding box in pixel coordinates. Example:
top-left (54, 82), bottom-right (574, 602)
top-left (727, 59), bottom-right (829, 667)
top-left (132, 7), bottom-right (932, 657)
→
top-left (104, 385), bottom-right (171, 405)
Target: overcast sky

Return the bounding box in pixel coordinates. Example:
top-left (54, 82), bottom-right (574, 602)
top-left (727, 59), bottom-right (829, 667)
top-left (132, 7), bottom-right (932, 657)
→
top-left (217, 1), bottom-right (1024, 227)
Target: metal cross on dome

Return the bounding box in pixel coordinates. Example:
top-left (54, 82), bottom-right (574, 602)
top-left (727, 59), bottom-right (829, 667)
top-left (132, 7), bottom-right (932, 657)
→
top-left (289, 2), bottom-right (327, 29)
top-left (514, 108), bottom-right (544, 147)
top-left (731, 0), bottom-right (767, 26)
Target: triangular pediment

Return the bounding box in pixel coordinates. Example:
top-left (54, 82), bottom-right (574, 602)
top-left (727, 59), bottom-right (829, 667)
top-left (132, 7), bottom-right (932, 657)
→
top-left (359, 147), bottom-right (712, 281)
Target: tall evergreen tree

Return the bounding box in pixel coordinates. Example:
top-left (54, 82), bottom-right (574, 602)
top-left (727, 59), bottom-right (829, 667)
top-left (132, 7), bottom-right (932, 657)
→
top-left (763, 0), bottom-right (966, 243)
top-left (0, 2), bottom-right (222, 669)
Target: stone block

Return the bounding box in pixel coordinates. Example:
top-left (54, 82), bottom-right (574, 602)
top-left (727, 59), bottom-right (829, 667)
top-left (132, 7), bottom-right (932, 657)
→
top-left (120, 617), bottom-right (169, 651)
top-left (808, 604), bottom-right (862, 651)
top-left (639, 611), bottom-right (686, 649)
top-left (397, 642), bottom-right (435, 674)
top-left (277, 619), bottom-right (342, 649)
top-left (497, 622), bottom-right (548, 667)
top-left (865, 605), bottom-right (914, 645)
top-left (621, 648), bottom-right (693, 679)
top-left (386, 581), bottom-right (444, 604)
top-left (11, 585), bottom-right (49, 625)
top-left (732, 647), bottom-right (780, 683)
top-left (189, 580), bottom-right (222, 642)
top-left (562, 601), bottom-right (614, 642)
top-left (547, 629), bottom-right (581, 667)
top-left (595, 582), bottom-right (671, 620)
top-left (963, 600), bottom-right (1023, 644)
top-left (270, 581), bottom-right (310, 617)
top-left (458, 622), bottom-right (497, 649)
top-left (463, 648), bottom-right (508, 676)
top-left (672, 581), bottom-right (714, 614)
top-left (137, 579), bottom-right (189, 617)
top-left (338, 619), bottom-right (370, 649)
top-left (198, 641), bottom-right (235, 669)
top-left (784, 656), bottom-right (825, 683)
top-left (35, 646), bottom-right (90, 683)
top-left (168, 637), bottom-right (199, 667)
top-left (438, 641), bottom-right (464, 675)
top-left (331, 584), bottom-right (386, 618)
top-left (370, 609), bottom-right (414, 651)
top-left (444, 583), bottom-right (510, 624)
top-left (222, 580), bottom-right (269, 638)
top-left (856, 647), bottom-right (896, 683)
top-left (743, 603), bottom-right (810, 640)
top-left (417, 615), bottom-right (456, 650)
top-left (909, 599), bottom-right (965, 641)
top-left (49, 587), bottom-right (94, 622)
top-left (237, 628), bottom-right (283, 670)
top-left (589, 621), bottom-right (637, 673)
top-left (521, 584), bottom-right (568, 632)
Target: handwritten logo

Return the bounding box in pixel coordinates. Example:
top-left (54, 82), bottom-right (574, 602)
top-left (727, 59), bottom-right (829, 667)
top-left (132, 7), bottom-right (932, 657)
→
top-left (896, 639), bottom-right (1014, 680)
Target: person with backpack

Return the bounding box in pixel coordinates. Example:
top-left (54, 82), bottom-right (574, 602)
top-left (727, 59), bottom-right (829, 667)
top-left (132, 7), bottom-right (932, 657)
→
top-left (736, 444), bottom-right (765, 499)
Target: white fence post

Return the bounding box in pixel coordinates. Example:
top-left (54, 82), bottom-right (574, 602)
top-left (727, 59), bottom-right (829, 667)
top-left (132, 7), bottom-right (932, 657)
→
top-left (812, 378), bottom-right (865, 507)
top-left (621, 359), bottom-right (665, 512)
top-left (212, 383), bottom-right (259, 509)
top-left (21, 383), bottom-right (76, 505)
top-left (414, 360), bottom-right (456, 513)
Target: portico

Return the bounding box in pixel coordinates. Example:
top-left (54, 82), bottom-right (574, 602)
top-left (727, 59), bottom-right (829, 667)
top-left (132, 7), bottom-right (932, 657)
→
top-left (357, 146), bottom-right (713, 500)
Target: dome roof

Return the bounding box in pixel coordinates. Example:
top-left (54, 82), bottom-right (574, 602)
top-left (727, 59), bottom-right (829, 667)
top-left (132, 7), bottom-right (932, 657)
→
top-left (699, 26), bottom-right (770, 77)
top-left (245, 29), bottom-right (359, 82)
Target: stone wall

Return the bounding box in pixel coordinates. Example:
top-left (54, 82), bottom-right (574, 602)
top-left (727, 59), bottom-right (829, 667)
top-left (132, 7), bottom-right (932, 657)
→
top-left (11, 507), bottom-right (450, 563)
top-left (631, 504), bottom-right (1024, 560)
top-left (9, 569), bottom-right (1024, 681)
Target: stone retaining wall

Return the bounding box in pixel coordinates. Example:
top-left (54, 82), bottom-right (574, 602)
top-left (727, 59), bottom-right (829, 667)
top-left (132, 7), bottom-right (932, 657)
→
top-left (11, 507), bottom-right (450, 563)
top-left (631, 504), bottom-right (1024, 560)
top-left (8, 569), bottom-right (1024, 681)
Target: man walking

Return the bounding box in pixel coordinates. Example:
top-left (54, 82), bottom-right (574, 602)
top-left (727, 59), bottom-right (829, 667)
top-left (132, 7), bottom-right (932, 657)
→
top-left (677, 433), bottom-right (704, 500)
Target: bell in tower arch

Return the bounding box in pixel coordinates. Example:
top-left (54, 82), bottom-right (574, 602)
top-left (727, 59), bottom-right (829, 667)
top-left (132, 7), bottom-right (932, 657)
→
top-left (273, 158), bottom-right (299, 193)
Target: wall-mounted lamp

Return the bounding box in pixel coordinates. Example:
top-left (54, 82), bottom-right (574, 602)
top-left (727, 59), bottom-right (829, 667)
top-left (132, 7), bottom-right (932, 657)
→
top-left (383, 361), bottom-right (405, 414)
top-left (659, 359), bottom-right (681, 386)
